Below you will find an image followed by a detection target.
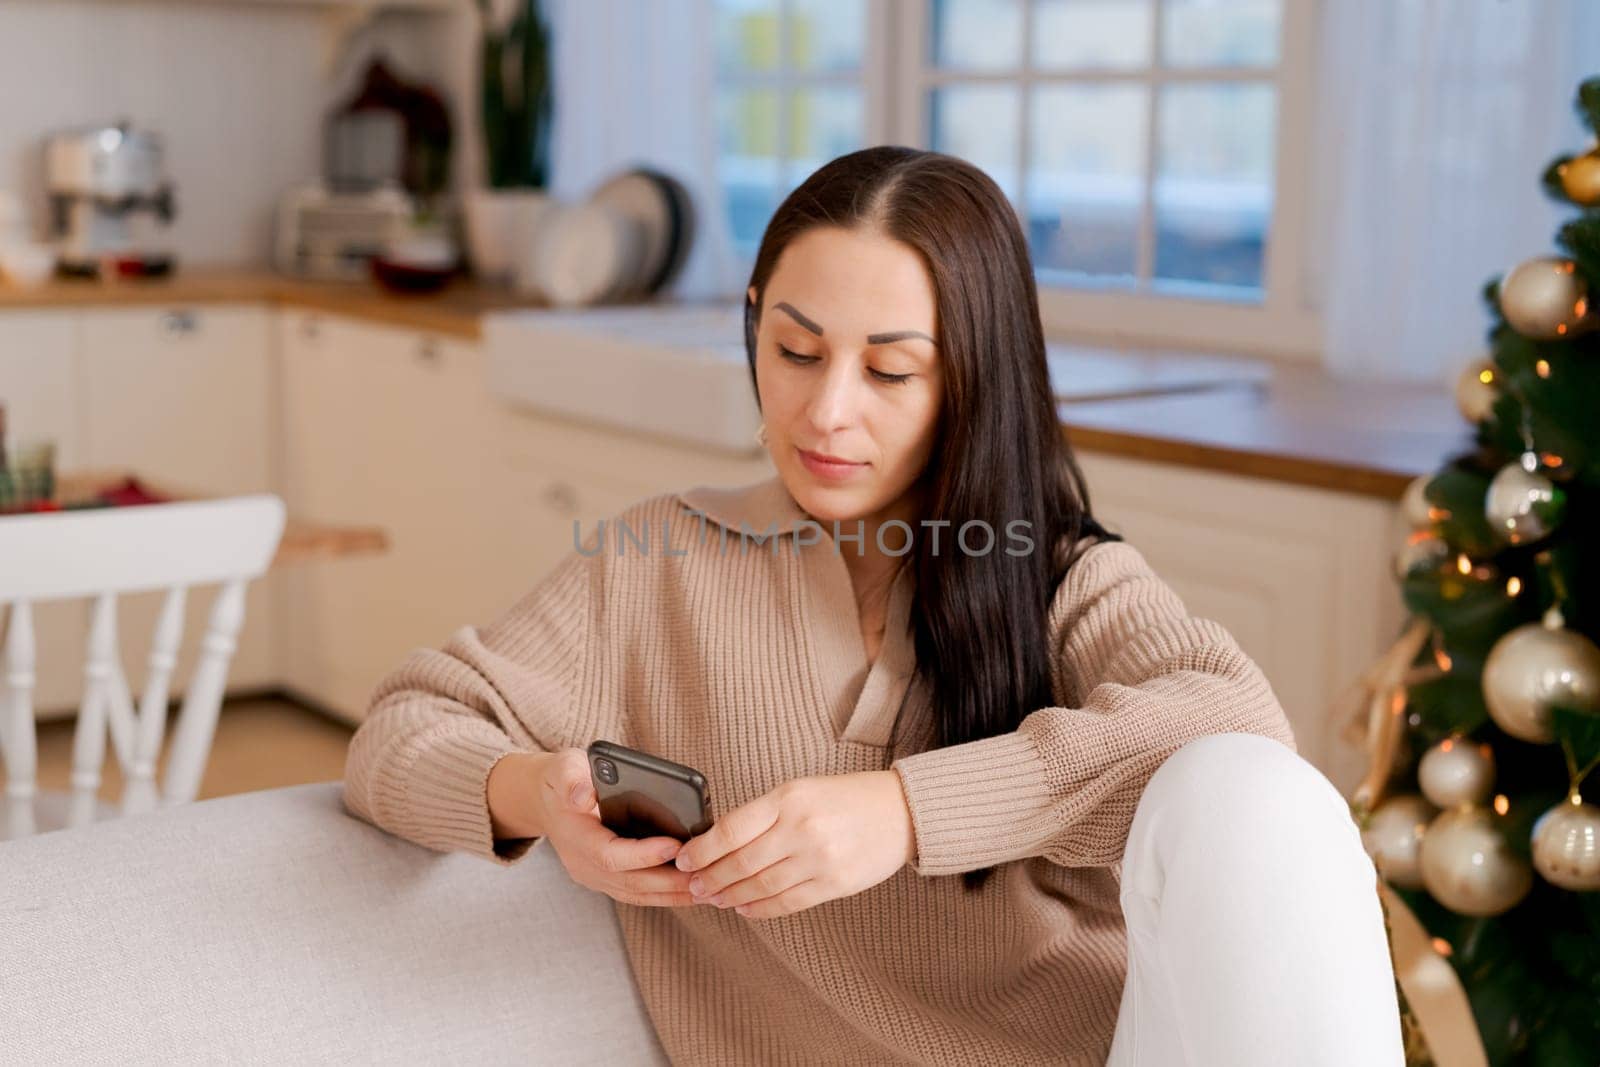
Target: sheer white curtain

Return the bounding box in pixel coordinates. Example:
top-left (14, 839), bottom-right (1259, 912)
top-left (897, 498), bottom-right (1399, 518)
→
top-left (542, 0), bottom-right (744, 302)
top-left (1314, 0), bottom-right (1600, 384)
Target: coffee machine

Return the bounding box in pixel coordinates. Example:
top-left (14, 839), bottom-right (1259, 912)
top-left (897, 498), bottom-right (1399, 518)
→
top-left (46, 121), bottom-right (177, 277)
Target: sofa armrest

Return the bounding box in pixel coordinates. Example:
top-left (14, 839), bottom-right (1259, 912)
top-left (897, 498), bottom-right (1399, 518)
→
top-left (0, 781), bottom-right (666, 1065)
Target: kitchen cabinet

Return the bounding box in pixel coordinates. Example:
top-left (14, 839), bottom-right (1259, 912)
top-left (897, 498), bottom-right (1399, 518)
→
top-left (1076, 450), bottom-right (1406, 794)
top-left (1, 312), bottom-right (88, 715)
top-left (276, 307), bottom-right (775, 724)
top-left (488, 402), bottom-right (775, 598)
top-left (277, 309), bottom-right (506, 721)
top-left (0, 311), bottom-right (81, 468)
top-left (4, 305), bottom-right (279, 718)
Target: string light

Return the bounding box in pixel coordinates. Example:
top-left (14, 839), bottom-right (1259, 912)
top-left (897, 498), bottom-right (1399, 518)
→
top-left (1432, 937), bottom-right (1453, 958)
top-left (1507, 576), bottom-right (1522, 596)
top-left (1535, 359), bottom-right (1551, 378)
top-left (1456, 554), bottom-right (1472, 575)
top-left (1494, 794), bottom-right (1510, 815)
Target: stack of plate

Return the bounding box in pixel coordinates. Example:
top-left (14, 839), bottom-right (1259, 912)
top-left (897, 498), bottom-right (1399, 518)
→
top-left (518, 167), bottom-right (695, 307)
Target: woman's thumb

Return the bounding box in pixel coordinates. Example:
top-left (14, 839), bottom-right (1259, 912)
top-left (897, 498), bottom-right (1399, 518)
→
top-left (568, 777), bottom-right (594, 809)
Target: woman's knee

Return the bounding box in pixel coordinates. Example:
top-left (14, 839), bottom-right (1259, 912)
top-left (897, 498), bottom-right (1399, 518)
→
top-left (1143, 731), bottom-right (1345, 827)
top-left (1124, 732), bottom-right (1367, 890)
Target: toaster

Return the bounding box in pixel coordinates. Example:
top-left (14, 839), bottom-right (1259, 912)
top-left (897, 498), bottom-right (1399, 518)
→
top-left (275, 181), bottom-right (414, 281)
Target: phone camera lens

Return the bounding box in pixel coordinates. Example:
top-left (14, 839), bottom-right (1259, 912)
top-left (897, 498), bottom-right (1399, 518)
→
top-left (595, 758), bottom-right (618, 784)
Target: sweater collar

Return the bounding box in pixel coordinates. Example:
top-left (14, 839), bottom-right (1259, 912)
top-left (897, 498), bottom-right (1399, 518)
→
top-left (676, 474), bottom-right (815, 537)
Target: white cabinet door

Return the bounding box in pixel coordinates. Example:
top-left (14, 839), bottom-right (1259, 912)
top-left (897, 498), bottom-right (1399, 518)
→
top-left (277, 310), bottom-right (500, 723)
top-left (70, 304), bottom-right (279, 710)
top-left (1076, 451), bottom-right (1404, 793)
top-left (0, 311), bottom-right (88, 715)
top-left (0, 311), bottom-right (81, 469)
top-left (488, 403), bottom-right (775, 608)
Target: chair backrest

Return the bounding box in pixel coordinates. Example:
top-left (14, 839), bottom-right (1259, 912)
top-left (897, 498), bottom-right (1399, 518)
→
top-left (0, 495), bottom-right (286, 840)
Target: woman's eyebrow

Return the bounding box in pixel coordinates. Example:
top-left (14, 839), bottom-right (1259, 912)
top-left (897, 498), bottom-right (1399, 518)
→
top-left (773, 301), bottom-right (937, 347)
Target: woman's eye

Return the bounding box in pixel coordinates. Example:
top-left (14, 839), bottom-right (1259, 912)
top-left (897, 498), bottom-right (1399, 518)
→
top-left (778, 344), bottom-right (819, 365)
top-left (869, 368), bottom-right (913, 385)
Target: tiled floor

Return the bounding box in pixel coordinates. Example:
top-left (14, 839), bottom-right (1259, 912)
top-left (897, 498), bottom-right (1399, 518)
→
top-left (31, 694), bottom-right (354, 803)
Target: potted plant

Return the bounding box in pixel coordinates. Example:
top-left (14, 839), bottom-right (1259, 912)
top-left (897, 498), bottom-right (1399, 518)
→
top-left (463, 0), bottom-right (556, 286)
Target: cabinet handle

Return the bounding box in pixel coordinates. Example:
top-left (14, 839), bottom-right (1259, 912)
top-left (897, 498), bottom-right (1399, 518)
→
top-left (541, 481), bottom-right (579, 514)
top-left (162, 310), bottom-right (198, 335)
top-left (418, 338), bottom-right (441, 364)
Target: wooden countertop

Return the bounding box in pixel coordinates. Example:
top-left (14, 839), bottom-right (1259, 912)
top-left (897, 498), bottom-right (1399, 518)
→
top-left (1061, 364), bottom-right (1473, 499)
top-left (1, 269), bottom-right (1472, 500)
top-left (0, 269), bottom-right (538, 341)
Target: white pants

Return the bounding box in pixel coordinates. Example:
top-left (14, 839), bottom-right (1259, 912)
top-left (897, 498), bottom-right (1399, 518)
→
top-left (1106, 732), bottom-right (1405, 1066)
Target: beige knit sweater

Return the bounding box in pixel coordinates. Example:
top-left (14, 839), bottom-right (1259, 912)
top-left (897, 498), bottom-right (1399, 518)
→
top-left (343, 473), bottom-right (1297, 1065)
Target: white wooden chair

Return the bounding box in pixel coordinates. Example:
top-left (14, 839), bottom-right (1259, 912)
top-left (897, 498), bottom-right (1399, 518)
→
top-left (0, 495), bottom-right (286, 839)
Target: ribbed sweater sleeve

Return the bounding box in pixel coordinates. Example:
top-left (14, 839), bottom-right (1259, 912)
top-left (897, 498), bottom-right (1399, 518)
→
top-left (342, 542), bottom-right (599, 867)
top-left (890, 541), bottom-right (1298, 877)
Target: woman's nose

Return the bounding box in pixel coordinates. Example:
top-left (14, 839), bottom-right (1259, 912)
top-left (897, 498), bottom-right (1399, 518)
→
top-left (804, 359), bottom-right (864, 433)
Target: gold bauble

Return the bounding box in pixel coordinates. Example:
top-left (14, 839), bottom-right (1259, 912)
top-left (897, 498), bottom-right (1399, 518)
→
top-left (1420, 806), bottom-right (1533, 916)
top-left (1453, 358), bottom-right (1499, 424)
top-left (1531, 796), bottom-right (1600, 890)
top-left (1418, 736), bottom-right (1496, 809)
top-left (1482, 614), bottom-right (1600, 743)
top-left (1558, 150), bottom-right (1600, 206)
top-left (1499, 256), bottom-right (1593, 340)
top-left (1362, 794), bottom-right (1437, 889)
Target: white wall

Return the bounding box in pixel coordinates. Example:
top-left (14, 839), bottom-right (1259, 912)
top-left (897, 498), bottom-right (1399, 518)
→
top-left (0, 0), bottom-right (471, 267)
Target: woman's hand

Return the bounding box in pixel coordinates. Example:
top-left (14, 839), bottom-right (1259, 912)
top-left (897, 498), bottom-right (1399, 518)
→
top-left (516, 748), bottom-right (699, 908)
top-left (673, 770), bottom-right (916, 919)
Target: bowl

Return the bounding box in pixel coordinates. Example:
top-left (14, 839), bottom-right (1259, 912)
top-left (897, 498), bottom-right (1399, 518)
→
top-left (370, 254), bottom-right (456, 294)
top-left (1, 242), bottom-right (58, 287)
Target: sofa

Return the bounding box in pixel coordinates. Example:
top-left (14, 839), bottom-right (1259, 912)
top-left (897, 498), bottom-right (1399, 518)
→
top-left (0, 782), bottom-right (671, 1065)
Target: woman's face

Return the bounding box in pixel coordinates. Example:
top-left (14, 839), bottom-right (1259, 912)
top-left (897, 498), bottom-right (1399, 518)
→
top-left (749, 225), bottom-right (944, 530)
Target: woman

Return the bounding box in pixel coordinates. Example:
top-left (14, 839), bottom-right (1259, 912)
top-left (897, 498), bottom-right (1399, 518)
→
top-left (344, 147), bottom-right (1403, 1065)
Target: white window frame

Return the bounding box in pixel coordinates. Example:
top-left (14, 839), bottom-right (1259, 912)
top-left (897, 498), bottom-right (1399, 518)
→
top-left (718, 0), bottom-right (1321, 360)
top-left (887, 0), bottom-right (1321, 360)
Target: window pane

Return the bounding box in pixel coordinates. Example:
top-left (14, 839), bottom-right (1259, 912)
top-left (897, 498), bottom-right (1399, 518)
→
top-left (784, 87), bottom-right (866, 185)
top-left (931, 0), bottom-right (1023, 71)
top-left (1161, 0), bottom-right (1280, 68)
top-left (1028, 85), bottom-right (1147, 281)
top-left (1153, 82), bottom-right (1275, 290)
top-left (717, 88), bottom-right (783, 250)
top-left (1033, 0), bottom-right (1152, 70)
top-left (715, 0), bottom-right (780, 75)
top-left (929, 85), bottom-right (1021, 202)
top-left (789, 0), bottom-right (866, 72)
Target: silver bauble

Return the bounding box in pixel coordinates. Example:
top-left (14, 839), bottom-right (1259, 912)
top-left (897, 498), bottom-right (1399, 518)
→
top-left (1499, 256), bottom-right (1594, 340)
top-left (1420, 806), bottom-right (1533, 916)
top-left (1418, 736), bottom-right (1496, 808)
top-left (1531, 797), bottom-right (1600, 890)
top-left (1483, 616), bottom-right (1600, 743)
top-left (1485, 456), bottom-right (1565, 545)
top-left (1394, 532), bottom-right (1450, 579)
top-left (1454, 358), bottom-right (1500, 423)
top-left (1361, 794), bottom-right (1437, 889)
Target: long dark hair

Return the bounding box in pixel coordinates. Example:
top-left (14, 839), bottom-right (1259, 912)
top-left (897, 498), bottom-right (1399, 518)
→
top-left (743, 146), bottom-right (1122, 892)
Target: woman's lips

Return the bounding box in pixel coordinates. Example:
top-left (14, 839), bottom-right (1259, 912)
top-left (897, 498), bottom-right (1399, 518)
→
top-left (797, 448), bottom-right (866, 481)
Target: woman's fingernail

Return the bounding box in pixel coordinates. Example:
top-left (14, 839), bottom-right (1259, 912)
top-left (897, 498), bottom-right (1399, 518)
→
top-left (676, 855), bottom-right (694, 872)
top-left (569, 784), bottom-right (587, 806)
top-left (688, 877), bottom-right (704, 895)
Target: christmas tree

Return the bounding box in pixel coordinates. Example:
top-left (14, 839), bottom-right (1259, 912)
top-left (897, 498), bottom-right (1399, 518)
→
top-left (1351, 76), bottom-right (1600, 1066)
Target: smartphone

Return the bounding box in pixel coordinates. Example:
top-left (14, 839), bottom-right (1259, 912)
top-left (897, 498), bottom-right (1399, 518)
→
top-left (586, 740), bottom-right (714, 844)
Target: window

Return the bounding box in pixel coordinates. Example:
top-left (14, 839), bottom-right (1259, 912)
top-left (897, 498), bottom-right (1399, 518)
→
top-left (713, 0), bottom-right (879, 256)
top-left (712, 0), bottom-right (1317, 357)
